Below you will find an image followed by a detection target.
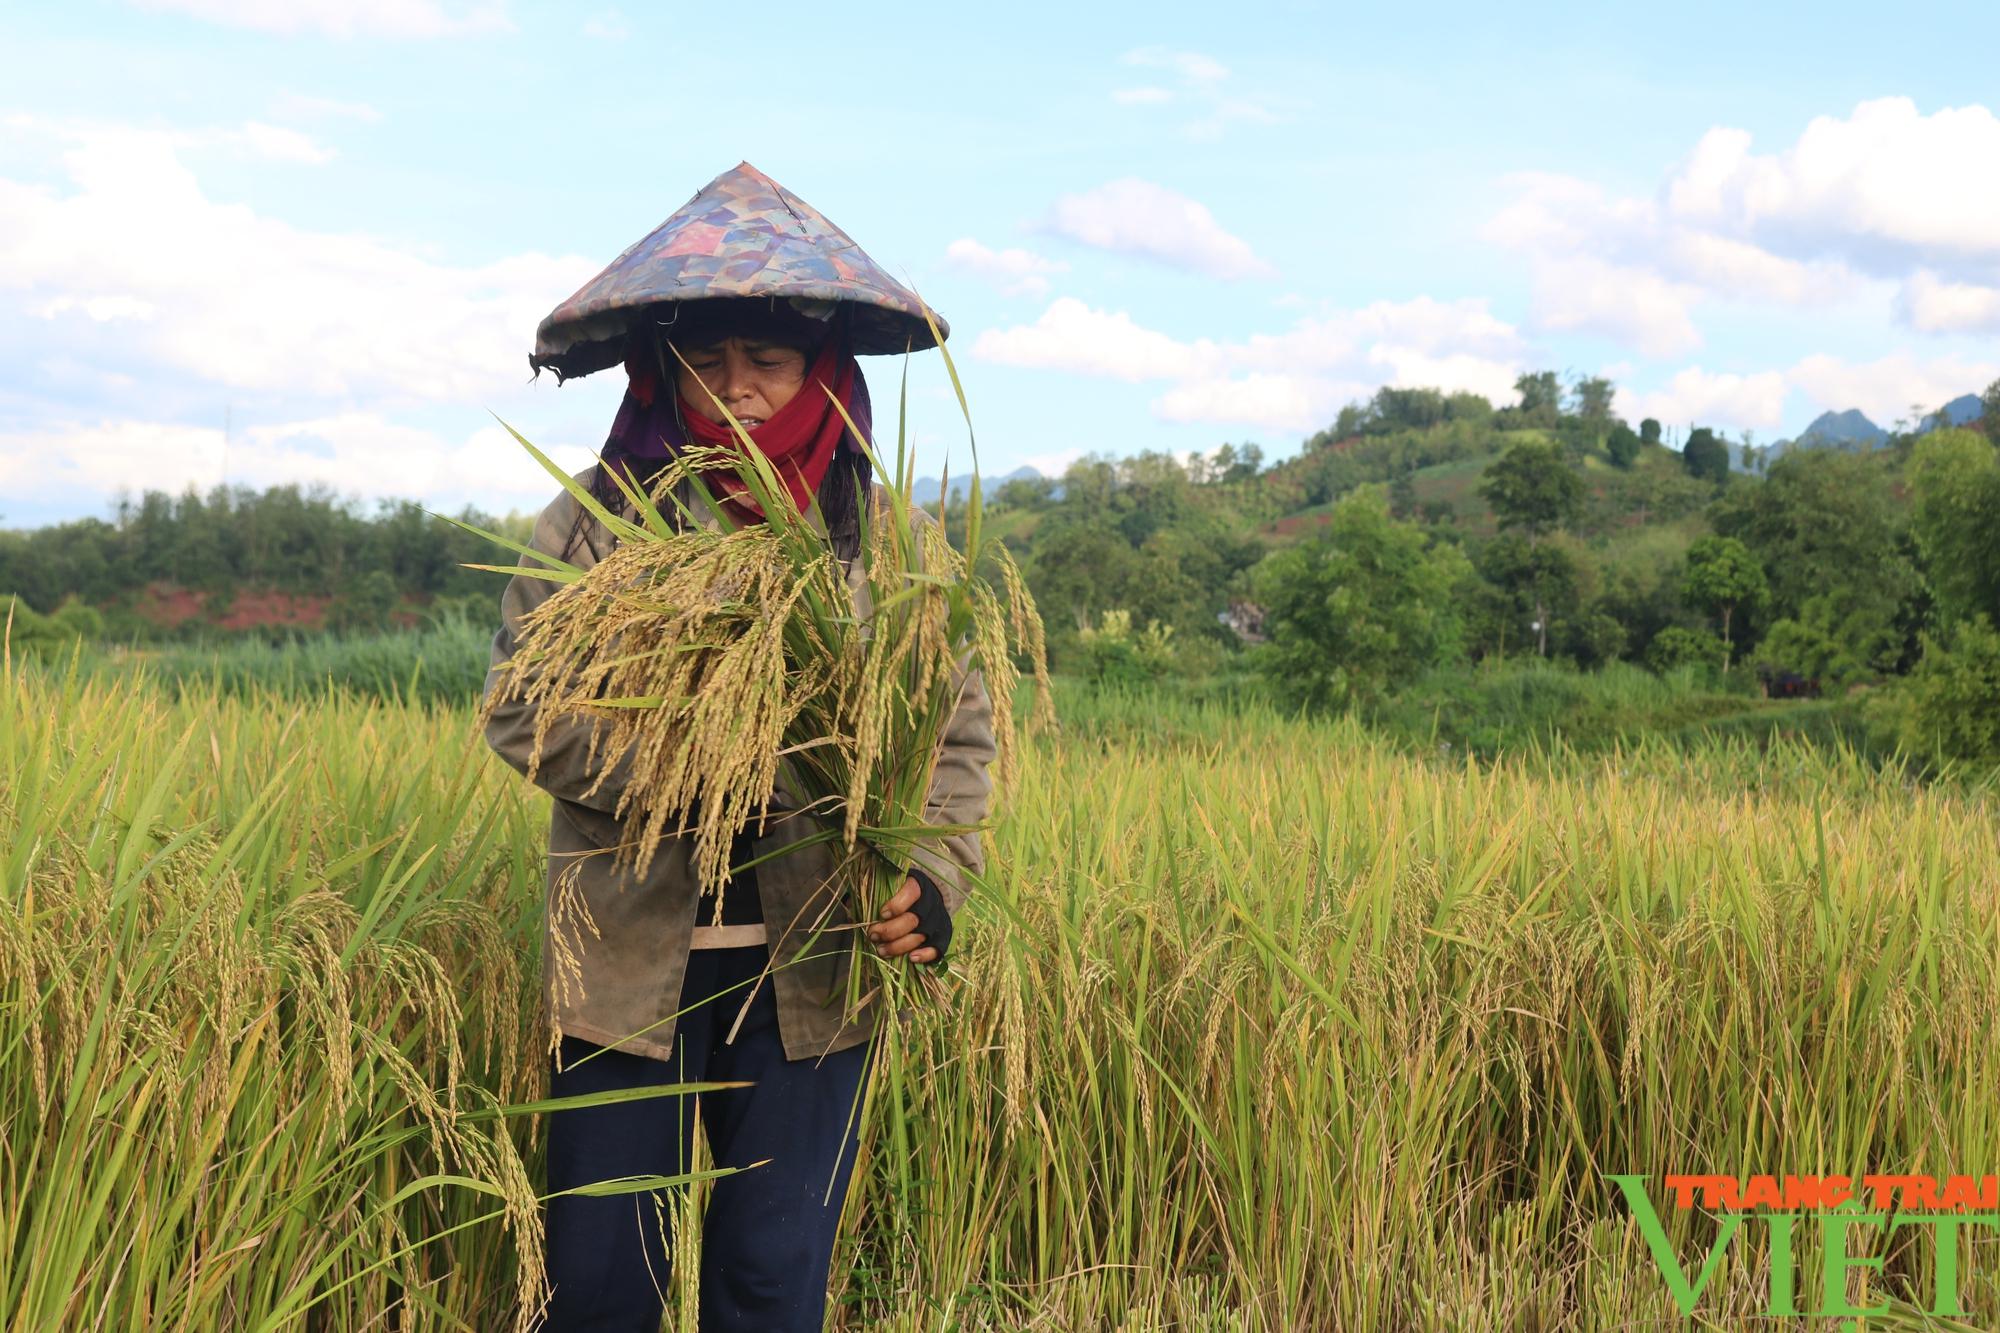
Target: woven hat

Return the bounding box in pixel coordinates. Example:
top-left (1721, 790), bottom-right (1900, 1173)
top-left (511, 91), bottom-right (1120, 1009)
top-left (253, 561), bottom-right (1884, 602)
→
top-left (531, 161), bottom-right (947, 381)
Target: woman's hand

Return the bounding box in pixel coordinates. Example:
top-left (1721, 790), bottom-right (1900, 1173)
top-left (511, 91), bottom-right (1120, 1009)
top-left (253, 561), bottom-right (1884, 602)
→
top-left (867, 876), bottom-right (939, 965)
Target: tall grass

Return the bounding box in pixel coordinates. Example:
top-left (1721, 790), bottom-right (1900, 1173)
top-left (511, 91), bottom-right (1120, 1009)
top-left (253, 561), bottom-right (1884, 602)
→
top-left (106, 614), bottom-right (493, 707)
top-left (1, 656), bottom-right (555, 1328)
top-left (860, 709), bottom-right (2000, 1327)
top-left (6, 654), bottom-right (1997, 1327)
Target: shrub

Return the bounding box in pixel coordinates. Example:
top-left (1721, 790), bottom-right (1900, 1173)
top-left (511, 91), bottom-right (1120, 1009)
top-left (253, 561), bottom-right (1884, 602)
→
top-left (1891, 615), bottom-right (2000, 769)
top-left (1075, 609), bottom-right (1179, 688)
top-left (1645, 626), bottom-right (1727, 676)
top-left (1563, 609), bottom-right (1628, 669)
top-left (3, 595), bottom-right (102, 658)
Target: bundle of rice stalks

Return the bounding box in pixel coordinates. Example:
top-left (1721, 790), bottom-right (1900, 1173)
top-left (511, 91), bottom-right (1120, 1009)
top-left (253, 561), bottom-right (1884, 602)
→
top-left (470, 333), bottom-right (1051, 1014)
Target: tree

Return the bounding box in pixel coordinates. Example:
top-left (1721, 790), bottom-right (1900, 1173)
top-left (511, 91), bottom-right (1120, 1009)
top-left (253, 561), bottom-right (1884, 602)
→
top-left (1710, 449), bottom-right (1923, 677)
top-left (1371, 386), bottom-right (1449, 432)
top-left (1252, 487), bottom-right (1471, 713)
top-left (1682, 427), bottom-right (1730, 484)
top-left (1681, 535), bottom-right (1768, 668)
top-left (1572, 375), bottom-right (1615, 424)
top-left (1329, 403), bottom-right (1369, 441)
top-left (995, 475), bottom-right (1056, 510)
top-left (1479, 439), bottom-right (1584, 538)
top-left (1388, 470), bottom-right (1418, 517)
top-left (1219, 442), bottom-right (1264, 484)
top-left (1640, 417), bottom-right (1662, 447)
top-left (1027, 521), bottom-right (1142, 643)
top-left (1981, 378), bottom-right (2000, 446)
top-left (1907, 427), bottom-right (2000, 628)
top-left (1479, 440), bottom-right (1585, 656)
top-left (1513, 371), bottom-right (1562, 429)
top-left (1606, 423), bottom-right (1641, 469)
top-left (1444, 391), bottom-right (1494, 424)
top-left (1893, 615), bottom-right (2000, 768)
top-left (1757, 585), bottom-right (1924, 684)
top-left (1646, 626), bottom-right (1729, 676)
top-left (1479, 533), bottom-right (1580, 660)
top-left (328, 569), bottom-right (398, 635)
top-left (1590, 536), bottom-right (1690, 663)
top-left (1565, 607), bottom-right (1629, 668)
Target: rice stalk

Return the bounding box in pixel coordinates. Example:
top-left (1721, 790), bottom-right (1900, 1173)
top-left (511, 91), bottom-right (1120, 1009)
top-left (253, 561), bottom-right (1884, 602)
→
top-left (473, 340), bottom-right (1053, 1022)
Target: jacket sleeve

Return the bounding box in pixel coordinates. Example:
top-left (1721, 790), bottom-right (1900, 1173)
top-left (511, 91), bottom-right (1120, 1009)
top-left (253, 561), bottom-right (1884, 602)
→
top-left (901, 658), bottom-right (999, 917)
top-left (480, 490), bottom-right (639, 816)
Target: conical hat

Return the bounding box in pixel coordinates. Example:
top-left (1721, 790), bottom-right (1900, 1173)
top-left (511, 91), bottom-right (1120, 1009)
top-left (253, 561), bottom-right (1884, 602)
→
top-left (531, 161), bottom-right (947, 380)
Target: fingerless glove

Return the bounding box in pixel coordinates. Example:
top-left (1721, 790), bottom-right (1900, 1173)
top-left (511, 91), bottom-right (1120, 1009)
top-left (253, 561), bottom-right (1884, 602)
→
top-left (904, 864), bottom-right (954, 964)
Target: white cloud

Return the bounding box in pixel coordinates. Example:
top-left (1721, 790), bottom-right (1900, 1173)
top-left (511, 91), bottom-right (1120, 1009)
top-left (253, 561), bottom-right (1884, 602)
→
top-left (1489, 98), bottom-right (2000, 351)
top-left (0, 419), bottom-right (226, 499)
top-left (1662, 99), bottom-right (2000, 280)
top-left (1487, 170), bottom-right (1852, 355)
top-left (0, 415), bottom-right (595, 512)
top-left (36, 294), bottom-right (159, 323)
top-left (132, 0), bottom-right (511, 37)
top-left (1529, 256), bottom-right (1703, 358)
top-left (1112, 46), bottom-right (1278, 140)
top-left (1042, 178), bottom-right (1275, 280)
top-left (1660, 230), bottom-right (1847, 306)
top-left (229, 121), bottom-right (337, 165)
top-left (1121, 46), bottom-right (1229, 85)
top-left (1019, 446), bottom-right (1085, 477)
top-left (942, 238), bottom-right (1069, 298)
top-left (1363, 349), bottom-right (1518, 406)
top-left (1787, 352), bottom-right (1999, 428)
top-left (1895, 270), bottom-right (2000, 334)
top-left (1187, 98), bottom-right (1282, 142)
top-left (0, 120), bottom-right (596, 404)
top-left (582, 9), bottom-right (628, 39)
top-left (972, 297), bottom-right (1206, 381)
top-left (1155, 374), bottom-right (1336, 432)
top-left (1603, 352), bottom-right (1998, 439)
top-left (1615, 367), bottom-right (1790, 434)
top-left (975, 295), bottom-right (1526, 434)
top-left (270, 93), bottom-right (383, 123)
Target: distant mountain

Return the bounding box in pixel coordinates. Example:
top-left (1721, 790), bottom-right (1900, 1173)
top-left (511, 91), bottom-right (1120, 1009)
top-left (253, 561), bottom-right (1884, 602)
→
top-left (1760, 393), bottom-right (1985, 465)
top-left (1761, 408), bottom-right (1888, 464)
top-left (1918, 393), bottom-right (1983, 435)
top-left (1797, 408), bottom-right (1889, 450)
top-left (911, 465), bottom-right (1050, 506)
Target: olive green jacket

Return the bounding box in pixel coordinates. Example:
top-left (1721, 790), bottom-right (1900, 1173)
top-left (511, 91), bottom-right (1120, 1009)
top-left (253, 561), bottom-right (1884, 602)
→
top-left (481, 467), bottom-right (996, 1063)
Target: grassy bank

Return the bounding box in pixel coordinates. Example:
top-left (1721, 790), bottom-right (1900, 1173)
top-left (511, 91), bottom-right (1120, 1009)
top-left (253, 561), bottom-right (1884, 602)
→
top-left (5, 660), bottom-right (1997, 1326)
top-left (97, 614), bottom-right (495, 707)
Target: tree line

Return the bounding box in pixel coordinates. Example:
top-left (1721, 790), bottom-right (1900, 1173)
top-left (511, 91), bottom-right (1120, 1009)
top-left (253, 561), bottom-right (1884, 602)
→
top-left (963, 371), bottom-right (2000, 768)
top-left (7, 373), bottom-right (1998, 766)
top-left (1, 484), bottom-right (530, 638)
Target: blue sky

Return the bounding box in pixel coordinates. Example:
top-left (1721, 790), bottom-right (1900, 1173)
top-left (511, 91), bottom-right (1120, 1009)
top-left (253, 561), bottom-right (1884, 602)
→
top-left (4, 0), bottom-right (1999, 526)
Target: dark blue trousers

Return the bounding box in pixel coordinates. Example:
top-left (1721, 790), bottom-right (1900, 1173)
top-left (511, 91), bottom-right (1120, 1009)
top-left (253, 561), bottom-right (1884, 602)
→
top-left (539, 945), bottom-right (874, 1332)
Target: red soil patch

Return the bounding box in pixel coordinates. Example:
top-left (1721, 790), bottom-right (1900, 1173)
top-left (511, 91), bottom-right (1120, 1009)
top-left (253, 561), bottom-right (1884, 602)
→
top-left (128, 583), bottom-right (332, 632)
top-left (1267, 512), bottom-right (1333, 538)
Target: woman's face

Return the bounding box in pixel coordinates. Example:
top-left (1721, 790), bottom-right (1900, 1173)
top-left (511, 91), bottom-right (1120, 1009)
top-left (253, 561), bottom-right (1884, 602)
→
top-left (674, 337), bottom-right (809, 429)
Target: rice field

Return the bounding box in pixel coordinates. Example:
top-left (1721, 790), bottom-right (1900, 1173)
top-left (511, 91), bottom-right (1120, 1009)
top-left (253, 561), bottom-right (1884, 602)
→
top-left (5, 656), bottom-right (1998, 1329)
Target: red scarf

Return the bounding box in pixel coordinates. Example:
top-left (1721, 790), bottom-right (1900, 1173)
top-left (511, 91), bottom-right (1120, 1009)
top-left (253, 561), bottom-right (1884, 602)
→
top-left (621, 335), bottom-right (855, 526)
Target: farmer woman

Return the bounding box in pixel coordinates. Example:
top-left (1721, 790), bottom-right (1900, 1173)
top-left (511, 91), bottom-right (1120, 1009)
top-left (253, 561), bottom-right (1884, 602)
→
top-left (482, 162), bottom-right (996, 1331)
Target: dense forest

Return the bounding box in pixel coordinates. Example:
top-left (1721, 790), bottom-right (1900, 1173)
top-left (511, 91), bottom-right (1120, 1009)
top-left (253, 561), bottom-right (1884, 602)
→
top-left (8, 373), bottom-right (2000, 768)
top-left (0, 488), bottom-right (530, 639)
